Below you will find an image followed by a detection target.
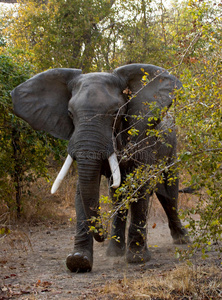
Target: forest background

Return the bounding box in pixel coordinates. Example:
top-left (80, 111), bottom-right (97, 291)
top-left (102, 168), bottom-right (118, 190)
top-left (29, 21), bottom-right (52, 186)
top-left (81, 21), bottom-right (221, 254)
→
top-left (0, 0), bottom-right (221, 259)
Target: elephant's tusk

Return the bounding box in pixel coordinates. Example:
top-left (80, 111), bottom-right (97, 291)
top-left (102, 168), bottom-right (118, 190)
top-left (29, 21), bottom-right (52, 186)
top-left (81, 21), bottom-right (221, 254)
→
top-left (108, 153), bottom-right (121, 189)
top-left (51, 154), bottom-right (73, 194)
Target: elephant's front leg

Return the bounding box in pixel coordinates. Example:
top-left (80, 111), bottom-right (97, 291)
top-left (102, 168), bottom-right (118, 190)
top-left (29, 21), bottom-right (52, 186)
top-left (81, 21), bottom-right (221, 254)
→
top-left (106, 186), bottom-right (128, 257)
top-left (126, 194), bottom-right (151, 263)
top-left (106, 208), bottom-right (128, 257)
top-left (66, 183), bottom-right (93, 272)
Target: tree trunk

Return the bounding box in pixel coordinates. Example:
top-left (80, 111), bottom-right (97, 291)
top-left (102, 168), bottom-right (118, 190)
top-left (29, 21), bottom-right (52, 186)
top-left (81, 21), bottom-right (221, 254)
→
top-left (11, 127), bottom-right (22, 218)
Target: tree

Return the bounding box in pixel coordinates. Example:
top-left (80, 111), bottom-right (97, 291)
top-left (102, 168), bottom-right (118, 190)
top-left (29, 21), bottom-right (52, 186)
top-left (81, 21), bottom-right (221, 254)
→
top-left (0, 54), bottom-right (67, 218)
top-left (173, 0), bottom-right (222, 257)
top-left (4, 0), bottom-right (115, 72)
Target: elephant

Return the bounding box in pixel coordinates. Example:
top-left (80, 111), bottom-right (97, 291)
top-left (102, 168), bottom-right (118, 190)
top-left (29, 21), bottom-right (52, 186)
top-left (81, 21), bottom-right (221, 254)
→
top-left (11, 63), bottom-right (188, 273)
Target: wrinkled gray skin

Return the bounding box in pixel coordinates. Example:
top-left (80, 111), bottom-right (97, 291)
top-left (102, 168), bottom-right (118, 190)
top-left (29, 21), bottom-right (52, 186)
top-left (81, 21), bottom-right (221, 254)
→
top-left (11, 64), bottom-right (188, 273)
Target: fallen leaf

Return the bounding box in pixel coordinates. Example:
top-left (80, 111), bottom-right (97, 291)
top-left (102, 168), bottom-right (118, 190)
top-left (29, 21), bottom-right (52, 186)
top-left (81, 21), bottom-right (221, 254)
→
top-left (21, 290), bottom-right (31, 295)
top-left (0, 260), bottom-right (7, 264)
top-left (36, 280), bottom-right (41, 287)
top-left (152, 223), bottom-right (156, 229)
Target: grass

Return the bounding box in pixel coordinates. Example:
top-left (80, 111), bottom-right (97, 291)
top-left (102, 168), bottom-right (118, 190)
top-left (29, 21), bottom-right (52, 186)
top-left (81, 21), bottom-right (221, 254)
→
top-left (0, 165), bottom-right (78, 224)
top-left (96, 264), bottom-right (222, 299)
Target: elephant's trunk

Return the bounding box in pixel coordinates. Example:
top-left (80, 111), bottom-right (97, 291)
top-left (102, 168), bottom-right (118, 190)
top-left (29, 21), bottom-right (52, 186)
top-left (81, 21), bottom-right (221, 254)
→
top-left (76, 157), bottom-right (105, 242)
top-left (77, 158), bottom-right (101, 217)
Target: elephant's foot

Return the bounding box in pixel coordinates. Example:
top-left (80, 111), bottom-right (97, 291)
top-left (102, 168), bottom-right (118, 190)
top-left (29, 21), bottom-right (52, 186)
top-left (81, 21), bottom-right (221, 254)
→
top-left (106, 238), bottom-right (125, 257)
top-left (66, 251), bottom-right (93, 272)
top-left (171, 227), bottom-right (190, 245)
top-left (126, 242), bottom-right (151, 264)
top-left (173, 234), bottom-right (190, 245)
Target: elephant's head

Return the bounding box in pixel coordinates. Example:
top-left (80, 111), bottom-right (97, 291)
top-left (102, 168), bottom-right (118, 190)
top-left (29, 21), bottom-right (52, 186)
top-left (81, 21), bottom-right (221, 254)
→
top-left (11, 64), bottom-right (181, 232)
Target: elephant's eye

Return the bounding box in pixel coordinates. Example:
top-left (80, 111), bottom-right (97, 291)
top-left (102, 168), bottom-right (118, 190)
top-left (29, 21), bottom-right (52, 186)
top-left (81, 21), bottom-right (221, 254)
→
top-left (68, 110), bottom-right (73, 119)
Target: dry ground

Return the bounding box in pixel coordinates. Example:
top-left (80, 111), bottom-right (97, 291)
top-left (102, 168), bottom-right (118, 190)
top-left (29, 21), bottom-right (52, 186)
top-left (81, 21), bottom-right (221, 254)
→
top-left (0, 174), bottom-right (221, 299)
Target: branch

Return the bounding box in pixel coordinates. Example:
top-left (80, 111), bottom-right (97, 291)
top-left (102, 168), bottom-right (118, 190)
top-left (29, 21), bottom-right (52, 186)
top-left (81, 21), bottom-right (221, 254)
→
top-left (109, 147), bottom-right (222, 219)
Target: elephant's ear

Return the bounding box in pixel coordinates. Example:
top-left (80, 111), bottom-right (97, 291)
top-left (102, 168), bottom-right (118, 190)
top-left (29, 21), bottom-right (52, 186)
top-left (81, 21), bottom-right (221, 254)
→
top-left (114, 63), bottom-right (182, 113)
top-left (11, 68), bottom-right (82, 140)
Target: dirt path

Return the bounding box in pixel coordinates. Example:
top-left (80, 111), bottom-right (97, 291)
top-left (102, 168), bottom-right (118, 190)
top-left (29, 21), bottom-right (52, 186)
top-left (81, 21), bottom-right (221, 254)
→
top-left (0, 220), bottom-right (221, 299)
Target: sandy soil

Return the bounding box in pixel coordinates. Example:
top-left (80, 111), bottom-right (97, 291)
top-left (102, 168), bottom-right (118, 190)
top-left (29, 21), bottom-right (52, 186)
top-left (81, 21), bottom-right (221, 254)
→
top-left (1, 214), bottom-right (221, 300)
